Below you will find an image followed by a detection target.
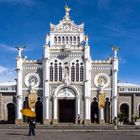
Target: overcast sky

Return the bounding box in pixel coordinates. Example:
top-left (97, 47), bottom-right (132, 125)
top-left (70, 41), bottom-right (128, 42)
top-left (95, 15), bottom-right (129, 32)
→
top-left (0, 0), bottom-right (140, 84)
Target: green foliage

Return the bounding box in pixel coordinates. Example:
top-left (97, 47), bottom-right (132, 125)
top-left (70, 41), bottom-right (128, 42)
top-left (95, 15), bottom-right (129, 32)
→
top-left (117, 112), bottom-right (127, 122)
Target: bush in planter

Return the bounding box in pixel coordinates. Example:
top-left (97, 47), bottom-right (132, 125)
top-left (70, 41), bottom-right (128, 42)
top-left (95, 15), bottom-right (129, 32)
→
top-left (117, 112), bottom-right (125, 123)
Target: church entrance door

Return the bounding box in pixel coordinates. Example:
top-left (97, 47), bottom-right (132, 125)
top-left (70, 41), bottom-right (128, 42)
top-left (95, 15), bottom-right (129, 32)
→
top-left (58, 99), bottom-right (76, 123)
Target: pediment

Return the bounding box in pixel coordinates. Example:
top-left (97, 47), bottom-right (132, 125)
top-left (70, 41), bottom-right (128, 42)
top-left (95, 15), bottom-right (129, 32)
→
top-left (50, 20), bottom-right (84, 32)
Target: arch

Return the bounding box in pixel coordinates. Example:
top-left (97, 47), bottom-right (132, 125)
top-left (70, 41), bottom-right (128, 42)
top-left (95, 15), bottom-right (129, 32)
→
top-left (50, 65), bottom-right (53, 81)
top-left (58, 36), bottom-right (61, 44)
top-left (76, 63), bottom-right (79, 81)
top-left (91, 98), bottom-right (99, 123)
top-left (137, 103), bottom-right (140, 118)
top-left (7, 103), bottom-right (16, 124)
top-left (120, 103), bottom-right (129, 117)
top-left (54, 62), bottom-right (58, 81)
top-left (73, 36), bottom-right (76, 41)
top-left (66, 36), bottom-right (68, 44)
top-left (54, 36), bottom-right (57, 44)
top-left (59, 65), bottom-right (62, 81)
top-left (62, 36), bottom-right (65, 43)
top-left (80, 65), bottom-right (84, 81)
top-left (139, 104), bottom-right (140, 118)
top-left (77, 36), bottom-right (80, 43)
top-left (35, 97), bottom-right (43, 124)
top-left (70, 36), bottom-right (72, 44)
top-left (53, 85), bottom-right (80, 123)
top-left (23, 97), bottom-right (29, 122)
top-left (104, 98), bottom-right (110, 123)
top-left (53, 84), bottom-right (80, 97)
top-left (71, 65), bottom-right (75, 82)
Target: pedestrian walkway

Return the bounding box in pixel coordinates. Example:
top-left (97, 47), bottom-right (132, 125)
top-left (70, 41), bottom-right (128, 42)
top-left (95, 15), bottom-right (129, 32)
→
top-left (0, 124), bottom-right (140, 131)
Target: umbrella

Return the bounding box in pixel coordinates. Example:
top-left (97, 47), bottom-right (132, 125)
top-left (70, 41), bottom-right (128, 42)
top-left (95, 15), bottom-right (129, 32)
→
top-left (20, 109), bottom-right (36, 117)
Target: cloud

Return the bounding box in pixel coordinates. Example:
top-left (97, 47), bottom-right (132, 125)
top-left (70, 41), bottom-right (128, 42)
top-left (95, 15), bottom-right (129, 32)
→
top-left (0, 66), bottom-right (7, 74)
top-left (0, 44), bottom-right (17, 52)
top-left (0, 0), bottom-right (34, 6)
top-left (0, 65), bottom-right (16, 82)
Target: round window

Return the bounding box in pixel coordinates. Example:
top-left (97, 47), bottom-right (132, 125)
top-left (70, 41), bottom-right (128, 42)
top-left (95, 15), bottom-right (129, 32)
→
top-left (25, 73), bottom-right (40, 88)
top-left (94, 73), bottom-right (110, 88)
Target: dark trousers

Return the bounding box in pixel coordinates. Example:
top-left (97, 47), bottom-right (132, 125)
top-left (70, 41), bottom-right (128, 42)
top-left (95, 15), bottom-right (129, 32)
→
top-left (28, 126), bottom-right (35, 136)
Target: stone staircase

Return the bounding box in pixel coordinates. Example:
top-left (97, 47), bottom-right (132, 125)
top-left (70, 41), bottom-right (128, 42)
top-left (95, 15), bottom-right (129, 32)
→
top-left (0, 124), bottom-right (140, 130)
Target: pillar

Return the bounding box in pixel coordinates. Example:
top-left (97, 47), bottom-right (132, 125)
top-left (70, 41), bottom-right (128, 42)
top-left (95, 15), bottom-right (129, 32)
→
top-left (16, 62), bottom-right (23, 124)
top-left (43, 96), bottom-right (50, 124)
top-left (43, 43), bottom-right (50, 124)
top-left (112, 47), bottom-right (119, 120)
top-left (84, 39), bottom-right (91, 124)
top-left (53, 96), bottom-right (58, 124)
top-left (84, 96), bottom-right (91, 124)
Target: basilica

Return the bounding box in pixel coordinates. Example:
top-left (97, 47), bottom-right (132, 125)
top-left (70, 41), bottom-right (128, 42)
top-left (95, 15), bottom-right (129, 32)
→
top-left (0, 6), bottom-right (140, 125)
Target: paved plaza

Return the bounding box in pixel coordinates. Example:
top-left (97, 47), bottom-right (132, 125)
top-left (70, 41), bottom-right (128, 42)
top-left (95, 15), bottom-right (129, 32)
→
top-left (0, 129), bottom-right (140, 140)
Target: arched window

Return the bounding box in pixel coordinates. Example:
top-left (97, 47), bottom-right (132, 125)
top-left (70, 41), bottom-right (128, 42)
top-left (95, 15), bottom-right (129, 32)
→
top-left (70, 36), bottom-right (72, 44)
top-left (73, 36), bottom-right (76, 44)
top-left (58, 36), bottom-right (61, 44)
top-left (54, 36), bottom-right (57, 44)
top-left (91, 98), bottom-right (99, 123)
top-left (71, 64), bottom-right (75, 82)
top-left (54, 62), bottom-right (58, 81)
top-left (66, 36), bottom-right (68, 44)
top-left (62, 36), bottom-right (65, 44)
top-left (120, 103), bottom-right (129, 117)
top-left (59, 65), bottom-right (62, 81)
top-left (77, 36), bottom-right (80, 43)
top-left (80, 65), bottom-right (84, 81)
top-left (138, 104), bottom-right (140, 118)
top-left (50, 65), bottom-right (53, 81)
top-left (76, 63), bottom-right (79, 81)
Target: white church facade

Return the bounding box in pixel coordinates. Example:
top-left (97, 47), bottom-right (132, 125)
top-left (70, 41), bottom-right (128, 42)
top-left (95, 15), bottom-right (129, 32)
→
top-left (16, 6), bottom-right (118, 124)
top-left (0, 6), bottom-right (140, 125)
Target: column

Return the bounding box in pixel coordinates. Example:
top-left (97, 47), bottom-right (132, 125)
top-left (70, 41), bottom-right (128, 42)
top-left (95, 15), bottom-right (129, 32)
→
top-left (16, 47), bottom-right (23, 124)
top-left (84, 42), bottom-right (91, 124)
top-left (133, 94), bottom-right (136, 117)
top-left (84, 96), bottom-right (91, 124)
top-left (43, 44), bottom-right (50, 124)
top-left (76, 96), bottom-right (80, 124)
top-left (43, 96), bottom-right (49, 124)
top-left (112, 47), bottom-right (119, 120)
top-left (77, 96), bottom-right (80, 115)
top-left (53, 96), bottom-right (58, 123)
top-left (112, 70), bottom-right (118, 120)
top-left (16, 68), bottom-right (23, 124)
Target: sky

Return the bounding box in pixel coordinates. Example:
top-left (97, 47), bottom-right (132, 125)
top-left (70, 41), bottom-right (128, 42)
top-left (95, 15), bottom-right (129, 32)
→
top-left (0, 0), bottom-right (140, 84)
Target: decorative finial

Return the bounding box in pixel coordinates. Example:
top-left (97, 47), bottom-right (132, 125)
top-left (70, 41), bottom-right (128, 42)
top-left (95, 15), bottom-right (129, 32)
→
top-left (112, 45), bottom-right (119, 59)
top-left (85, 35), bottom-right (89, 45)
top-left (16, 46), bottom-right (25, 57)
top-left (64, 4), bottom-right (71, 20)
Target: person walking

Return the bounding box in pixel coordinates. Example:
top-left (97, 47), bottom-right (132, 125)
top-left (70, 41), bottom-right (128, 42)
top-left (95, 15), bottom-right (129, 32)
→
top-left (77, 114), bottom-right (81, 125)
top-left (113, 117), bottom-right (118, 130)
top-left (27, 117), bottom-right (36, 136)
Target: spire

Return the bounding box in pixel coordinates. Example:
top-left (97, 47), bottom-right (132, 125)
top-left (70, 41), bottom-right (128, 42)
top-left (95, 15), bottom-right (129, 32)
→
top-left (64, 4), bottom-right (71, 20)
top-left (112, 46), bottom-right (119, 60)
top-left (16, 46), bottom-right (25, 58)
